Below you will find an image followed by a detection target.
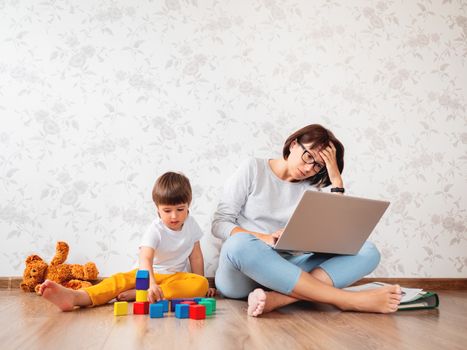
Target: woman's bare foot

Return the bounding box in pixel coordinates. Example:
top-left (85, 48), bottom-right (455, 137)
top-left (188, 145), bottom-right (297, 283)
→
top-left (38, 280), bottom-right (91, 311)
top-left (117, 289), bottom-right (136, 302)
top-left (248, 285), bottom-right (402, 316)
top-left (339, 285), bottom-right (402, 313)
top-left (247, 289), bottom-right (267, 316)
top-left (247, 289), bottom-right (297, 317)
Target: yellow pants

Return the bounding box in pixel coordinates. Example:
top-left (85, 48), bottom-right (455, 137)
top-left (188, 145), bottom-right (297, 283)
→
top-left (83, 269), bottom-right (209, 306)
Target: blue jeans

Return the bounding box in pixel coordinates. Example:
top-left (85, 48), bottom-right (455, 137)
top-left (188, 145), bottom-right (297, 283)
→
top-left (215, 232), bottom-right (381, 299)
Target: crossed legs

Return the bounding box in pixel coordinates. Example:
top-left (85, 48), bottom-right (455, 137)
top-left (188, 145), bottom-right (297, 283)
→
top-left (216, 233), bottom-right (401, 316)
top-left (248, 267), bottom-right (333, 316)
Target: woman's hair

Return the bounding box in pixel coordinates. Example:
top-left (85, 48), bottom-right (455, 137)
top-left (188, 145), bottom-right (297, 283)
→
top-left (152, 172), bottom-right (192, 205)
top-left (282, 124), bottom-right (344, 187)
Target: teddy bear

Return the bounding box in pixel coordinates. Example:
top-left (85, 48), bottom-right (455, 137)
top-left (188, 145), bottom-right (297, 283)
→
top-left (20, 241), bottom-right (99, 294)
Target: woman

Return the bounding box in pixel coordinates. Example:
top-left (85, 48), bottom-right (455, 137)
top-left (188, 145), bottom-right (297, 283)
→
top-left (212, 124), bottom-right (401, 316)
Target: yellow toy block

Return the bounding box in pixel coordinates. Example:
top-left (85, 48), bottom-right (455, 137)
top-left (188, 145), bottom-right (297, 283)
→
top-left (136, 290), bottom-right (148, 302)
top-left (114, 301), bottom-right (128, 316)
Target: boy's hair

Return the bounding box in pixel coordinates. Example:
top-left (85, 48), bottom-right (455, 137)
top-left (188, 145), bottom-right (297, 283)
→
top-left (152, 172), bottom-right (192, 206)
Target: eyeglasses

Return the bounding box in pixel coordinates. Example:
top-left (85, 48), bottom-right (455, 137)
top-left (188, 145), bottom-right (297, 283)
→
top-left (297, 140), bottom-right (325, 173)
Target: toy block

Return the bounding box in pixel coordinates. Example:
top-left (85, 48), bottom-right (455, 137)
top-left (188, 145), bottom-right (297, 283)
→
top-left (170, 298), bottom-right (184, 312)
top-left (193, 297), bottom-right (203, 303)
top-left (189, 304), bottom-right (206, 320)
top-left (133, 301), bottom-right (149, 315)
top-left (198, 301), bottom-right (213, 316)
top-left (156, 300), bottom-right (169, 312)
top-left (136, 270), bottom-right (150, 279)
top-left (180, 301), bottom-right (196, 306)
top-left (202, 298), bottom-right (217, 312)
top-left (150, 303), bottom-right (164, 318)
top-left (114, 301), bottom-right (128, 316)
top-left (136, 290), bottom-right (148, 302)
top-left (135, 270), bottom-right (150, 290)
top-left (175, 304), bottom-right (189, 319)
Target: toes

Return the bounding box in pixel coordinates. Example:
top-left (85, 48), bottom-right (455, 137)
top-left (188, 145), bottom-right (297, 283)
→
top-left (251, 301), bottom-right (265, 317)
top-left (248, 289), bottom-right (267, 317)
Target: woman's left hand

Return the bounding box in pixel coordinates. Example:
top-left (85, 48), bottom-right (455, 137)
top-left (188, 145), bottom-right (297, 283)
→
top-left (319, 142), bottom-right (343, 188)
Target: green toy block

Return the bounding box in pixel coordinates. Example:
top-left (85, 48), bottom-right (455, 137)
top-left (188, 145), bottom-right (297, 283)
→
top-left (198, 301), bottom-right (213, 316)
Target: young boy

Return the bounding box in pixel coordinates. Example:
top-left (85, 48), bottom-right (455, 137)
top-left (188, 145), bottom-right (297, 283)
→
top-left (39, 172), bottom-right (215, 311)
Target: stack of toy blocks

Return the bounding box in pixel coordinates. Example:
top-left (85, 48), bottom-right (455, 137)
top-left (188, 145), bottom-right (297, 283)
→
top-left (133, 270), bottom-right (150, 315)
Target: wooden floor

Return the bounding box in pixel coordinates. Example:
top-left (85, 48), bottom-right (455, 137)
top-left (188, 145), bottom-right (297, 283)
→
top-left (0, 290), bottom-right (466, 350)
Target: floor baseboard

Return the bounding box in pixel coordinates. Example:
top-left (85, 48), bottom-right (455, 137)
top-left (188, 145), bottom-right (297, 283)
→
top-left (2, 277), bottom-right (467, 291)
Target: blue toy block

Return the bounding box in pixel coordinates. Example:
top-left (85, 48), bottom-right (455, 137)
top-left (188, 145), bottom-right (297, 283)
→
top-left (150, 303), bottom-right (164, 318)
top-left (136, 278), bottom-right (149, 290)
top-left (136, 270), bottom-right (149, 279)
top-left (175, 304), bottom-right (189, 319)
top-left (193, 298), bottom-right (203, 303)
top-left (135, 270), bottom-right (150, 290)
top-left (170, 298), bottom-right (184, 312)
top-left (156, 300), bottom-right (169, 313)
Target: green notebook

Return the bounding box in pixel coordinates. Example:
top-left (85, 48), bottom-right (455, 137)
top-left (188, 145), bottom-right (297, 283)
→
top-left (397, 291), bottom-right (439, 311)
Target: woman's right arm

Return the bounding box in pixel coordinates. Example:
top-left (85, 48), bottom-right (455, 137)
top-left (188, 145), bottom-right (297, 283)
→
top-left (139, 246), bottom-right (164, 302)
top-left (212, 158), bottom-right (278, 245)
top-left (211, 159), bottom-right (254, 240)
top-left (230, 226), bottom-right (281, 246)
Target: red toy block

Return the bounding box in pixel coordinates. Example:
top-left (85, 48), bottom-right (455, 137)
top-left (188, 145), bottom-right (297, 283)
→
top-left (133, 301), bottom-right (149, 315)
top-left (181, 301), bottom-right (196, 306)
top-left (189, 304), bottom-right (206, 320)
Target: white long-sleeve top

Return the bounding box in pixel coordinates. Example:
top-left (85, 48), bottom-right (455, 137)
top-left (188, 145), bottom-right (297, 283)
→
top-left (212, 157), bottom-right (316, 241)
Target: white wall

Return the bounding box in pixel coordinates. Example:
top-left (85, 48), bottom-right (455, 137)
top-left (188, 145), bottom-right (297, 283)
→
top-left (1, 0), bottom-right (466, 278)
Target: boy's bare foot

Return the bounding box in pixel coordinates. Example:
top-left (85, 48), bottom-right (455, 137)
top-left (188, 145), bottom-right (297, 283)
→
top-left (339, 285), bottom-right (402, 313)
top-left (39, 280), bottom-right (91, 311)
top-left (117, 289), bottom-right (136, 302)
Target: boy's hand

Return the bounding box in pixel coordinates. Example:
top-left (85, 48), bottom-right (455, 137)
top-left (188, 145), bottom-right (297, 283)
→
top-left (206, 288), bottom-right (216, 297)
top-left (147, 284), bottom-right (164, 303)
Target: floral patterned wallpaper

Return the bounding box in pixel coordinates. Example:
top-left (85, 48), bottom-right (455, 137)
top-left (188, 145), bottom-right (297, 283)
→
top-left (1, 0), bottom-right (466, 278)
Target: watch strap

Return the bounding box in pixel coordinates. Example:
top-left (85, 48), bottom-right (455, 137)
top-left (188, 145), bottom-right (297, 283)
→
top-left (331, 187), bottom-right (345, 193)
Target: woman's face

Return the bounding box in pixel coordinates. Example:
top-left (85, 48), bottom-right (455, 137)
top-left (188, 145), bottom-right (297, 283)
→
top-left (287, 140), bottom-right (326, 181)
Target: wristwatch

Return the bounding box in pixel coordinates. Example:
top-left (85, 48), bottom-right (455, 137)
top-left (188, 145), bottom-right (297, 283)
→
top-left (331, 187), bottom-right (345, 193)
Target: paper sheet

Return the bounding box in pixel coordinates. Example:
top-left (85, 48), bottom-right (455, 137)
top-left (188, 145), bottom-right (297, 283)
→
top-left (344, 282), bottom-right (424, 303)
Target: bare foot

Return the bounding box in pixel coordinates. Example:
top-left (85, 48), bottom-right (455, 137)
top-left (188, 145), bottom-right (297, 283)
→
top-left (247, 289), bottom-right (267, 316)
top-left (117, 289), bottom-right (136, 302)
top-left (39, 280), bottom-right (91, 311)
top-left (339, 285), bottom-right (402, 313)
top-left (247, 289), bottom-right (298, 317)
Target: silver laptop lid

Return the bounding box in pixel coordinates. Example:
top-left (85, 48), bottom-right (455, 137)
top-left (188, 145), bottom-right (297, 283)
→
top-left (273, 191), bottom-right (390, 255)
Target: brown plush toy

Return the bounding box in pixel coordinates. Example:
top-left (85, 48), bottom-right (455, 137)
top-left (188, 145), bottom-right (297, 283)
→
top-left (20, 241), bottom-right (99, 294)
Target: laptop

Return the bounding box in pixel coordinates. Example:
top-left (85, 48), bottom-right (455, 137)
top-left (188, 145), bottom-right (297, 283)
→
top-left (273, 190), bottom-right (390, 255)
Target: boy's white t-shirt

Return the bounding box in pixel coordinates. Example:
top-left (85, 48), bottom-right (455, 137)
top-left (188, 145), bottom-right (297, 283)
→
top-left (139, 215), bottom-right (204, 274)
